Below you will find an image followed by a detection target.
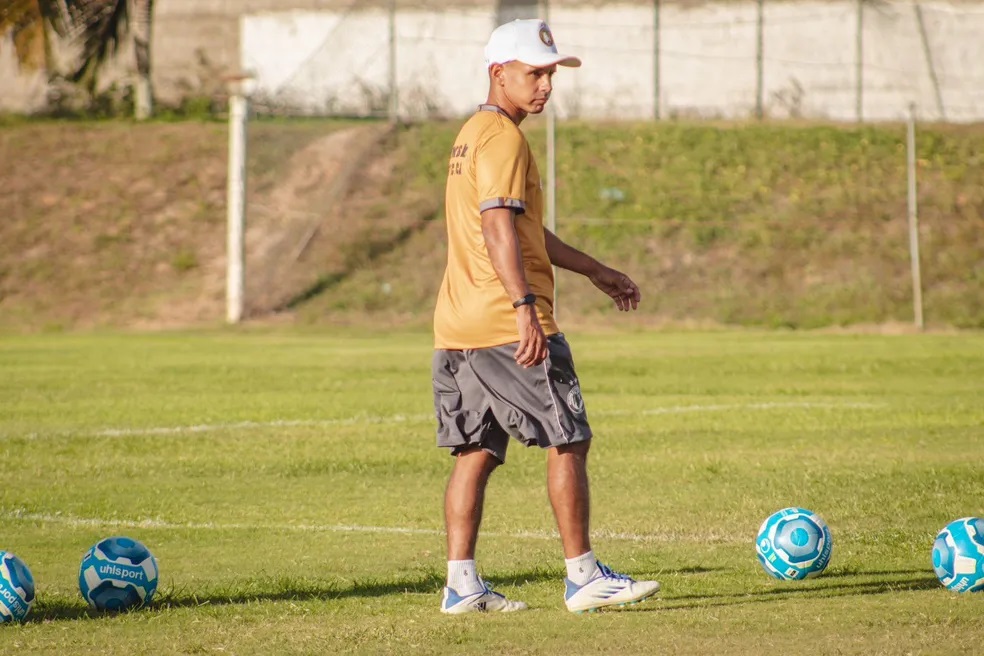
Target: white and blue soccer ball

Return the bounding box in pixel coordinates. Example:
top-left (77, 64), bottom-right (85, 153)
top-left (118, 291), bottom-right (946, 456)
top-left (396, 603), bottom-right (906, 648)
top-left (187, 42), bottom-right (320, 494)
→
top-left (79, 536), bottom-right (159, 611)
top-left (756, 507), bottom-right (833, 580)
top-left (0, 551), bottom-right (36, 623)
top-left (932, 517), bottom-right (984, 594)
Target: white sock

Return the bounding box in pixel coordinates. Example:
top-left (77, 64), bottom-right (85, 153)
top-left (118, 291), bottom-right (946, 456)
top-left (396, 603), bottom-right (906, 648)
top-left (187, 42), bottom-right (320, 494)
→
top-left (565, 551), bottom-right (601, 586)
top-left (447, 559), bottom-right (483, 595)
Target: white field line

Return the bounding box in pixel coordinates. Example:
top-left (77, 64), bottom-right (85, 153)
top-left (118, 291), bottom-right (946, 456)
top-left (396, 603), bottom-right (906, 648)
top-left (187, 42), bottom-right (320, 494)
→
top-left (0, 509), bottom-right (743, 545)
top-left (640, 401), bottom-right (882, 415)
top-left (9, 415), bottom-right (434, 440)
top-left (92, 415), bottom-right (433, 437)
top-left (7, 401), bottom-right (882, 440)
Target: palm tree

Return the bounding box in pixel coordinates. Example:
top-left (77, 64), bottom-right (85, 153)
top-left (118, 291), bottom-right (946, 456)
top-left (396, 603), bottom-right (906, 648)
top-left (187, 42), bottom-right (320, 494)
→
top-left (0, 0), bottom-right (63, 71)
top-left (0, 0), bottom-right (156, 119)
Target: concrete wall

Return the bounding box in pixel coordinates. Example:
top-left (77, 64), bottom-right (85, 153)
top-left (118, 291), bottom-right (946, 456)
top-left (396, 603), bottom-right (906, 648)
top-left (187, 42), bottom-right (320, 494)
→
top-left (3, 0), bottom-right (984, 122)
top-left (241, 7), bottom-right (498, 117)
top-left (141, 0), bottom-right (496, 109)
top-left (0, 40), bottom-right (48, 113)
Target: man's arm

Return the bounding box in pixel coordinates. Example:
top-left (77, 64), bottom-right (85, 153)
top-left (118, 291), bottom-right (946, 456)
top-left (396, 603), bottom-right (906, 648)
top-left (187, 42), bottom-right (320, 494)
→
top-left (543, 227), bottom-right (603, 277)
top-left (483, 208), bottom-right (532, 302)
top-left (544, 228), bottom-right (642, 312)
top-left (482, 208), bottom-right (548, 367)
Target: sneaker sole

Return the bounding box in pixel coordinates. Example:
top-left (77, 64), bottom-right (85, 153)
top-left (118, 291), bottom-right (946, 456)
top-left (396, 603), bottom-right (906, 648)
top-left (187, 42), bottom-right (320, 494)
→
top-left (441, 603), bottom-right (529, 614)
top-left (567, 586), bottom-right (661, 614)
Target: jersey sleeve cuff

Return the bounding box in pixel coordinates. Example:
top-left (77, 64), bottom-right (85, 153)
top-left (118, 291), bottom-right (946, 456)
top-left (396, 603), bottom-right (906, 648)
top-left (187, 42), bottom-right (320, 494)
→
top-left (479, 197), bottom-right (526, 214)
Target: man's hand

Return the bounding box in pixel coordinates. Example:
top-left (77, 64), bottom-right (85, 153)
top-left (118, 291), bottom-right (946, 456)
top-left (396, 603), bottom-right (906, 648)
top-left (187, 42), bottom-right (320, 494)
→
top-left (589, 265), bottom-right (641, 311)
top-left (515, 305), bottom-right (548, 367)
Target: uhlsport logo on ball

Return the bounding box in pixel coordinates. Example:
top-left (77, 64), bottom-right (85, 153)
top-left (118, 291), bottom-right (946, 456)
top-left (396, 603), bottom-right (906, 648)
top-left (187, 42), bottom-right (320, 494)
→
top-left (756, 507), bottom-right (833, 580)
top-left (932, 517), bottom-right (984, 593)
top-left (0, 550), bottom-right (36, 623)
top-left (79, 536), bottom-right (159, 611)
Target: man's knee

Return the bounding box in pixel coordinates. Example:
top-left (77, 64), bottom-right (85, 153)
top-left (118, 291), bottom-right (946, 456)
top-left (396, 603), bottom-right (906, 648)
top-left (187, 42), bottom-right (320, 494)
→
top-left (553, 440), bottom-right (591, 458)
top-left (454, 445), bottom-right (503, 474)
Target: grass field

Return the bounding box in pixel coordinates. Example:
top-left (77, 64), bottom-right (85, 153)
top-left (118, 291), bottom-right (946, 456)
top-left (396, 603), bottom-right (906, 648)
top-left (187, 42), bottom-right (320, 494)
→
top-left (1, 328), bottom-right (983, 654)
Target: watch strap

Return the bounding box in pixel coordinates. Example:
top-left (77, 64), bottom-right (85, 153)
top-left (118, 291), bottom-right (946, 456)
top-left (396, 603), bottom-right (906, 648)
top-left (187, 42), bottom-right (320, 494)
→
top-left (512, 293), bottom-right (537, 309)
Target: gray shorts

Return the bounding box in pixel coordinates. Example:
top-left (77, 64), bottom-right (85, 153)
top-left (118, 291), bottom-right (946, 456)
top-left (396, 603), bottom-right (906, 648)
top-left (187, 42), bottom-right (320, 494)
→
top-left (432, 333), bottom-right (593, 463)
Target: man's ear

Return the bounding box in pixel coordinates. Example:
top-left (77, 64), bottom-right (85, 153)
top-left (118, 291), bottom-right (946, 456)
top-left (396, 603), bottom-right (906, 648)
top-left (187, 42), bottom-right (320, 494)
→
top-left (489, 63), bottom-right (505, 86)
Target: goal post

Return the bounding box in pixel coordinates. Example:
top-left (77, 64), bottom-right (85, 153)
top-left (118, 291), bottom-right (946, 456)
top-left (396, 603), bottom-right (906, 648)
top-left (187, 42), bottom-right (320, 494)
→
top-left (225, 74), bottom-right (255, 325)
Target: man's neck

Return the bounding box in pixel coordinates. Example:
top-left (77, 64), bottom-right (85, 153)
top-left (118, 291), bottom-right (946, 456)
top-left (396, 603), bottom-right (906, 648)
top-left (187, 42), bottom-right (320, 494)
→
top-left (484, 94), bottom-right (525, 125)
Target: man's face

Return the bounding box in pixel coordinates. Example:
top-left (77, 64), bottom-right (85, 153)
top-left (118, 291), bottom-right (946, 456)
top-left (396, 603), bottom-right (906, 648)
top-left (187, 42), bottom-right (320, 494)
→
top-left (493, 61), bottom-right (557, 115)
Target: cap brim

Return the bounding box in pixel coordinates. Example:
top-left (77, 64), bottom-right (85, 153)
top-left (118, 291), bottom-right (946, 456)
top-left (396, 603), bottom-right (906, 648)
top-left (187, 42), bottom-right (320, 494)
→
top-left (515, 53), bottom-right (582, 68)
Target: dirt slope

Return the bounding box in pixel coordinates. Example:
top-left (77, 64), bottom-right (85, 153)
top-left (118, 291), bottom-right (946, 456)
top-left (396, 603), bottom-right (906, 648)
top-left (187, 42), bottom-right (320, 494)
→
top-left (2, 118), bottom-right (982, 332)
top-left (0, 120), bottom-right (392, 331)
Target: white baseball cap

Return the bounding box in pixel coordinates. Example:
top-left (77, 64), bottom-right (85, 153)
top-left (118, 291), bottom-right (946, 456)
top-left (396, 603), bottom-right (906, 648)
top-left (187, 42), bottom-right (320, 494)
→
top-left (484, 19), bottom-right (582, 69)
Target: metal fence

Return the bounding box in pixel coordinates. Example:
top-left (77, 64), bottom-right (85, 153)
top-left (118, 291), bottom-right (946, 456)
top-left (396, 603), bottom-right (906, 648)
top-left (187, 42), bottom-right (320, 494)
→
top-left (238, 0), bottom-right (984, 123)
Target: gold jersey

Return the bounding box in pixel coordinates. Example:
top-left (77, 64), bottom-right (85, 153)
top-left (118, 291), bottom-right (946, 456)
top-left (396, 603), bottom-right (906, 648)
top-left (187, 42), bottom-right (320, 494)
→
top-left (434, 106), bottom-right (559, 349)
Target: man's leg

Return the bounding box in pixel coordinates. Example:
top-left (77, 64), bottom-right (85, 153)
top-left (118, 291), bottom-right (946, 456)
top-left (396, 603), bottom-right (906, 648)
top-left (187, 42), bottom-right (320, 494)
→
top-left (546, 441), bottom-right (592, 559)
top-left (445, 446), bottom-right (499, 561)
top-left (548, 440), bottom-right (662, 613)
top-left (548, 441), bottom-right (602, 591)
top-left (441, 445), bottom-right (528, 614)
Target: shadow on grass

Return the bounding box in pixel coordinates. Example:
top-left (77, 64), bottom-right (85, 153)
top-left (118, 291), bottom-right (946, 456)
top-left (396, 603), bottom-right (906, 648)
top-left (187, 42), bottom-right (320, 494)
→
top-left (25, 564), bottom-right (723, 623)
top-left (819, 568), bottom-right (928, 579)
top-left (25, 569), bottom-right (525, 623)
top-left (27, 567), bottom-right (937, 622)
top-left (649, 572), bottom-right (942, 613)
top-left (669, 565), bottom-right (729, 576)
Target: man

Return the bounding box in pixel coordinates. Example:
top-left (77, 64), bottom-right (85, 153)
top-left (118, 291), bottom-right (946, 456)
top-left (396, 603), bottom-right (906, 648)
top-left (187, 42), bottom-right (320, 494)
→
top-left (432, 18), bottom-right (660, 614)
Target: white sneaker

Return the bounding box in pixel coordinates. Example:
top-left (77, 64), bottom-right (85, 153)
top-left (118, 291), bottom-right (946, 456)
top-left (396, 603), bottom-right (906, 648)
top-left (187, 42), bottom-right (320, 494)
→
top-left (564, 562), bottom-right (661, 613)
top-left (440, 579), bottom-right (529, 614)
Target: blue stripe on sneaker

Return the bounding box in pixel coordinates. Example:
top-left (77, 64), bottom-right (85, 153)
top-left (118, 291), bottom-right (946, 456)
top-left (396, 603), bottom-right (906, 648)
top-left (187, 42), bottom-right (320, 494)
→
top-left (442, 586), bottom-right (466, 609)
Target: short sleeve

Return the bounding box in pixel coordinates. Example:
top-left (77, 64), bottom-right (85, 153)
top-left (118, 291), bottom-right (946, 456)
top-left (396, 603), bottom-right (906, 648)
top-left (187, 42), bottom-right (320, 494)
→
top-left (475, 127), bottom-right (529, 215)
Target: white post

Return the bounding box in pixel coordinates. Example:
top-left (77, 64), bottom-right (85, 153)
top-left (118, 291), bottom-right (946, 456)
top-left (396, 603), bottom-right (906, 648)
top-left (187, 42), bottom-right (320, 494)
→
top-left (546, 110), bottom-right (556, 237)
top-left (906, 103), bottom-right (925, 330)
top-left (544, 0), bottom-right (558, 315)
top-left (388, 0), bottom-right (399, 123)
top-left (226, 77), bottom-right (252, 324)
top-left (653, 0), bottom-right (661, 120)
top-left (546, 105), bottom-right (557, 314)
top-left (755, 0), bottom-right (764, 119)
top-left (855, 0), bottom-right (863, 122)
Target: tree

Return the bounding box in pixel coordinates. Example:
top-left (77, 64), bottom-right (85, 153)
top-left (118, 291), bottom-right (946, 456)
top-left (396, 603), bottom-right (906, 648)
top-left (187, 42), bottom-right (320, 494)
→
top-left (0, 0), bottom-right (156, 119)
top-left (0, 0), bottom-right (63, 71)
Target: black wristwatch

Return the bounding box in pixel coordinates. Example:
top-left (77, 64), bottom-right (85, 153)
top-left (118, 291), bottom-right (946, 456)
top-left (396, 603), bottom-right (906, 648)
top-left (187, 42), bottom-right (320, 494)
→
top-left (512, 293), bottom-right (537, 309)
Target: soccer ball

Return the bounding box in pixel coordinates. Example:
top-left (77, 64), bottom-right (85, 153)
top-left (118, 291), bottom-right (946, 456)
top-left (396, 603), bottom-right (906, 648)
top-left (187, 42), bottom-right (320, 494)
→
top-left (0, 551), bottom-right (36, 623)
top-left (79, 536), bottom-right (159, 611)
top-left (756, 507), bottom-right (833, 580)
top-left (932, 517), bottom-right (984, 593)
